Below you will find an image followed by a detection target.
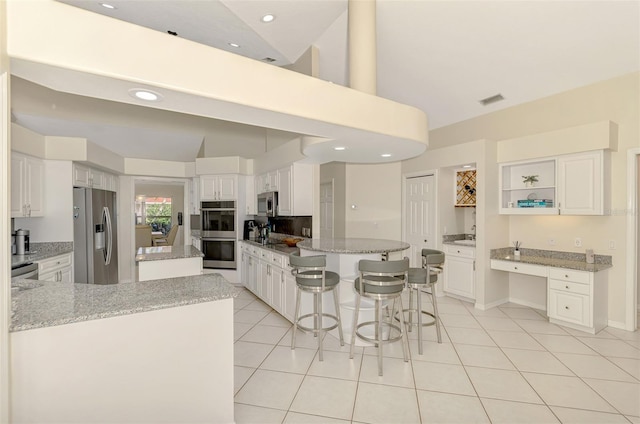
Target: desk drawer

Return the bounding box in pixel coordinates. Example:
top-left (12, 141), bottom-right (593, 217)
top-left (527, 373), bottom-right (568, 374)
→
top-left (549, 278), bottom-right (590, 295)
top-left (444, 245), bottom-right (475, 259)
top-left (490, 260), bottom-right (547, 277)
top-left (548, 268), bottom-right (591, 284)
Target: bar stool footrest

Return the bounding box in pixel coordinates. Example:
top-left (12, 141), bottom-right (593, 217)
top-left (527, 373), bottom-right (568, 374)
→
top-left (354, 320), bottom-right (404, 346)
top-left (295, 312), bottom-right (340, 334)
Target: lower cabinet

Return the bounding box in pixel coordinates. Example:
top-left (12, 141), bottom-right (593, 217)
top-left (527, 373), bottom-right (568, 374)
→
top-left (443, 244), bottom-right (476, 300)
top-left (36, 252), bottom-right (73, 283)
top-left (239, 242), bottom-right (296, 323)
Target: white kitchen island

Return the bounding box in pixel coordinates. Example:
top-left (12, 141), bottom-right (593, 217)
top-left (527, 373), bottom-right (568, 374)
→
top-left (297, 238), bottom-right (410, 345)
top-left (10, 274), bottom-right (239, 424)
top-left (135, 244), bottom-right (203, 281)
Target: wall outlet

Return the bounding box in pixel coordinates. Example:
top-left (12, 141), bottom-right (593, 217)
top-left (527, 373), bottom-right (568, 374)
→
top-left (574, 237), bottom-right (582, 247)
top-left (547, 238), bottom-right (556, 246)
top-left (609, 240), bottom-right (616, 250)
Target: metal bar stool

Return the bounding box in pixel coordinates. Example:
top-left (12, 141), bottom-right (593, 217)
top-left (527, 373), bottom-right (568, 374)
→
top-left (289, 252), bottom-right (344, 361)
top-left (349, 258), bottom-right (410, 376)
top-left (401, 249), bottom-right (444, 355)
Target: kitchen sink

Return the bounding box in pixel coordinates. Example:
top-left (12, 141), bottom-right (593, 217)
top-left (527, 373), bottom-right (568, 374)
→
top-left (453, 240), bottom-right (476, 246)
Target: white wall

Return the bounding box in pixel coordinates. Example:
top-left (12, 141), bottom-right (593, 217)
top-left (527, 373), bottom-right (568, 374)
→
top-left (320, 162), bottom-right (346, 238)
top-left (13, 160), bottom-right (73, 242)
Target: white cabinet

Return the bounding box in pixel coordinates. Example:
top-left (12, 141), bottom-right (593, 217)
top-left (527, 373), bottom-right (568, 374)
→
top-left (443, 244), bottom-right (475, 300)
top-left (255, 171), bottom-right (278, 195)
top-left (275, 163), bottom-right (313, 216)
top-left (200, 175), bottom-right (237, 200)
top-left (36, 253), bottom-right (73, 283)
top-left (557, 150), bottom-right (609, 215)
top-left (191, 236), bottom-right (201, 251)
top-left (11, 152), bottom-right (45, 218)
top-left (499, 150), bottom-right (609, 216)
top-left (189, 177), bottom-right (201, 214)
top-left (72, 163), bottom-right (118, 192)
top-left (547, 267), bottom-right (608, 333)
top-left (245, 175), bottom-right (256, 215)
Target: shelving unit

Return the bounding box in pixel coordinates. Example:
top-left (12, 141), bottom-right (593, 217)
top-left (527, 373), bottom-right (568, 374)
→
top-left (455, 169), bottom-right (476, 207)
top-left (499, 158), bottom-right (558, 215)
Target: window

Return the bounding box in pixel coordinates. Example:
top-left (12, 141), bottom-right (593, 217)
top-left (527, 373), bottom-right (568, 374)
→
top-left (135, 196), bottom-right (172, 235)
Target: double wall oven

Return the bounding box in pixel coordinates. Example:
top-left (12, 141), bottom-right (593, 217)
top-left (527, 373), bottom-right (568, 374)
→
top-left (201, 201), bottom-right (236, 269)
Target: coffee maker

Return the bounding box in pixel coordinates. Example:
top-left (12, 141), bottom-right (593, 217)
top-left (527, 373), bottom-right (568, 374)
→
top-left (14, 229), bottom-right (30, 255)
top-left (243, 220), bottom-right (256, 240)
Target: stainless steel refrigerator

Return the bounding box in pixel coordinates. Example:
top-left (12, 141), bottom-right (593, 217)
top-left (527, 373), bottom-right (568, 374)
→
top-left (73, 187), bottom-right (119, 284)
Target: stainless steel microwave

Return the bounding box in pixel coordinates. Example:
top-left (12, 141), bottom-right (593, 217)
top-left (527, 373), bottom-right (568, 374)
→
top-left (257, 191), bottom-right (278, 217)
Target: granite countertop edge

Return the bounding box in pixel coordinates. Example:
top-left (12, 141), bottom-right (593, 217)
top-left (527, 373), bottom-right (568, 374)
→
top-left (490, 247), bottom-right (613, 272)
top-left (296, 238), bottom-right (411, 254)
top-left (135, 245), bottom-right (204, 262)
top-left (11, 242), bottom-right (74, 268)
top-left (11, 274), bottom-right (241, 333)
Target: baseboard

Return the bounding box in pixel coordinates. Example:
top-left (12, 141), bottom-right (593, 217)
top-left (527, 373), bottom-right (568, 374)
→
top-left (607, 320), bottom-right (630, 331)
top-left (509, 297), bottom-right (546, 312)
top-left (475, 298), bottom-right (509, 311)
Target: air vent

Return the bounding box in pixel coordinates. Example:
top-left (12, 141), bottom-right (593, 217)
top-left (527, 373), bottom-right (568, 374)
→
top-left (262, 57), bottom-right (276, 63)
top-left (479, 94), bottom-right (504, 106)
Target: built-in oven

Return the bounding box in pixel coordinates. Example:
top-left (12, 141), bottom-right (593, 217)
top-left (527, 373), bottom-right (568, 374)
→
top-left (201, 238), bottom-right (236, 269)
top-left (201, 201), bottom-right (236, 238)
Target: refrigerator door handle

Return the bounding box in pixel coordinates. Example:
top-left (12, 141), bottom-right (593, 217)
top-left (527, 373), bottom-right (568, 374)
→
top-left (104, 206), bottom-right (113, 266)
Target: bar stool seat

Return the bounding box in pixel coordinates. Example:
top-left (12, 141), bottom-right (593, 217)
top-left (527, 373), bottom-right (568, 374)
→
top-left (400, 249), bottom-right (444, 355)
top-left (350, 258), bottom-right (410, 376)
top-left (290, 253), bottom-right (344, 361)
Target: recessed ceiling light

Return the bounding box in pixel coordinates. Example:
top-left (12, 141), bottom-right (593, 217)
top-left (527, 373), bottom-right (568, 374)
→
top-left (334, 147), bottom-right (346, 151)
top-left (100, 3), bottom-right (116, 9)
top-left (463, 165), bottom-right (472, 168)
top-left (128, 89), bottom-right (163, 102)
top-left (381, 153), bottom-right (392, 158)
top-left (228, 42), bottom-right (240, 48)
top-left (261, 14), bottom-right (275, 23)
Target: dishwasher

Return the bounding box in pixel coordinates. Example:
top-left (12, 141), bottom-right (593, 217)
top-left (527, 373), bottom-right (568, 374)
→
top-left (11, 262), bottom-right (39, 282)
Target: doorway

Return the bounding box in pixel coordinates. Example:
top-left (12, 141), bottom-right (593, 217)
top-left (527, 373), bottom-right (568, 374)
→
top-left (403, 173), bottom-right (436, 267)
top-left (134, 181), bottom-right (185, 247)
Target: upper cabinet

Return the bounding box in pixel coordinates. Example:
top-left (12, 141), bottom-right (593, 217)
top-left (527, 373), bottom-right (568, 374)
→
top-left (11, 152), bottom-right (45, 218)
top-left (499, 150), bottom-right (609, 215)
top-left (73, 163), bottom-right (118, 192)
top-left (255, 171), bottom-right (278, 195)
top-left (276, 163), bottom-right (313, 216)
top-left (455, 169), bottom-right (476, 207)
top-left (201, 174), bottom-right (237, 200)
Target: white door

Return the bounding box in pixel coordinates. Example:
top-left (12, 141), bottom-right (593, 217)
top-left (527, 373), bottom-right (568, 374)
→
top-left (404, 175), bottom-right (436, 267)
top-left (320, 182), bottom-right (334, 239)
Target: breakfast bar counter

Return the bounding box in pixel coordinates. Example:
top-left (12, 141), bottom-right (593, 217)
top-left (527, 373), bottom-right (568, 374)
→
top-left (135, 244), bottom-right (204, 281)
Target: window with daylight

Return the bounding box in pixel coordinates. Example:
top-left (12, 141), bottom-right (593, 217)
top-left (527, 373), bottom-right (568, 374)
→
top-left (135, 197), bottom-right (172, 235)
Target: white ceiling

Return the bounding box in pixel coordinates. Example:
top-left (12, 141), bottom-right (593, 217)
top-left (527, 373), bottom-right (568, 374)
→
top-left (10, 0), bottom-right (640, 162)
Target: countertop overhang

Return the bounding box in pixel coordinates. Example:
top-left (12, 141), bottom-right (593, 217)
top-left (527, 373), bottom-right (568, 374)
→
top-left (490, 247), bottom-right (612, 273)
top-left (297, 238), bottom-right (411, 254)
top-left (135, 245), bottom-right (203, 262)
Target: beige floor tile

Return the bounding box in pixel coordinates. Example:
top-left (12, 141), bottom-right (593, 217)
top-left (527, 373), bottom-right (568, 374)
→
top-left (474, 316), bottom-right (521, 331)
top-left (234, 366), bottom-right (255, 395)
top-left (234, 322), bottom-right (254, 341)
top-left (362, 336), bottom-right (410, 359)
top-left (487, 329), bottom-right (546, 350)
top-left (359, 354), bottom-right (415, 388)
top-left (584, 378), bottom-right (640, 416)
top-left (550, 406), bottom-right (631, 423)
top-left (240, 324), bottom-right (290, 345)
top-left (481, 398), bottom-right (559, 423)
top-left (530, 333), bottom-right (597, 355)
top-left (259, 311), bottom-right (294, 327)
top-left (438, 313), bottom-right (482, 329)
top-left (445, 327), bottom-right (496, 347)
top-left (514, 319), bottom-right (569, 335)
top-left (608, 356), bottom-right (640, 380)
top-left (578, 337), bottom-right (640, 359)
top-left (235, 289), bottom-right (258, 300)
top-left (234, 340), bottom-right (274, 368)
top-left (501, 307), bottom-right (546, 321)
top-left (234, 403), bottom-right (287, 424)
top-left (243, 299), bottom-right (273, 312)
top-left (554, 352), bottom-right (638, 382)
top-left (466, 367), bottom-right (543, 404)
top-left (454, 344), bottom-right (516, 370)
top-left (260, 345), bottom-right (317, 374)
top-left (234, 308), bottom-right (271, 325)
top-left (465, 306), bottom-right (509, 318)
top-left (233, 297), bottom-right (255, 310)
top-left (283, 412), bottom-right (351, 423)
top-left (235, 369), bottom-right (304, 410)
top-left (283, 327), bottom-right (326, 350)
top-left (502, 348), bottom-right (573, 375)
top-left (521, 372), bottom-right (616, 413)
top-left (626, 414), bottom-right (640, 424)
top-left (352, 382), bottom-right (420, 424)
top-left (564, 327), bottom-right (619, 339)
top-left (417, 390), bottom-right (489, 424)
top-left (409, 339), bottom-right (461, 364)
top-left (604, 327), bottom-right (640, 342)
top-left (290, 375), bottom-right (357, 421)
top-left (307, 350), bottom-right (362, 381)
top-left (412, 361), bottom-right (476, 396)
top-left (405, 322), bottom-right (450, 343)
top-left (320, 331), bottom-right (357, 353)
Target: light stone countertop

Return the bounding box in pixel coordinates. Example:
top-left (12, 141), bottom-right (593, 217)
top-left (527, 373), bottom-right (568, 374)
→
top-left (135, 245), bottom-right (203, 262)
top-left (11, 242), bottom-right (74, 268)
top-left (490, 247), bottom-right (612, 272)
top-left (11, 274), bottom-right (240, 332)
top-left (297, 238), bottom-right (410, 254)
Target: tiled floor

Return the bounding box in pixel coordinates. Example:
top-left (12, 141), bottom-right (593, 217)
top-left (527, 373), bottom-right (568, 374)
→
top-left (232, 287), bottom-right (640, 423)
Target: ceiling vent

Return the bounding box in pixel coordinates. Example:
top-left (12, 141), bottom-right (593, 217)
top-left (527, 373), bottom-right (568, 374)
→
top-left (479, 94), bottom-right (504, 106)
top-left (262, 57), bottom-right (276, 63)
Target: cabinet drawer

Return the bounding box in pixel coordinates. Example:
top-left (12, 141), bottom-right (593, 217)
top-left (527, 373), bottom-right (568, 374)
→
top-left (490, 260), bottom-right (547, 277)
top-left (260, 250), bottom-right (272, 261)
top-left (37, 253), bottom-right (72, 273)
top-left (549, 289), bottom-right (590, 326)
top-left (548, 268), bottom-right (591, 284)
top-left (444, 245), bottom-right (475, 259)
top-left (270, 253), bottom-right (284, 267)
top-left (549, 278), bottom-right (590, 295)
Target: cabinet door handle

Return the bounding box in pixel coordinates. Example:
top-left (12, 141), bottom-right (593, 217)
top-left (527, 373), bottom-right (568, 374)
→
top-left (473, 261), bottom-right (476, 271)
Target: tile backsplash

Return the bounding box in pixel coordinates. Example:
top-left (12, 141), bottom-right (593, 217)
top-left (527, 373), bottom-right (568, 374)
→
top-left (269, 216), bottom-right (312, 238)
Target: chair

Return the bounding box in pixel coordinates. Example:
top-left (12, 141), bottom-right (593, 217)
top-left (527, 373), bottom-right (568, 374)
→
top-left (401, 249), bottom-right (445, 355)
top-left (350, 258), bottom-right (410, 376)
top-left (153, 225), bottom-right (178, 246)
top-left (289, 252), bottom-right (344, 361)
top-left (135, 225), bottom-right (152, 248)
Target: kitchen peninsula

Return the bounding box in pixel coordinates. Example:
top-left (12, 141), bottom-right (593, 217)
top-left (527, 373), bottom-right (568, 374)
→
top-left (11, 274), bottom-right (239, 423)
top-left (135, 244), bottom-right (203, 281)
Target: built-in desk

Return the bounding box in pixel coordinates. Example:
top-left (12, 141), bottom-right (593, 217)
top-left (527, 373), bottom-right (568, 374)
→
top-left (490, 248), bottom-right (612, 334)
